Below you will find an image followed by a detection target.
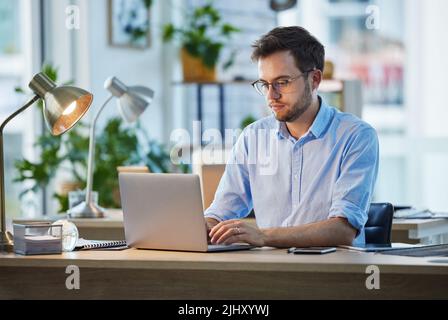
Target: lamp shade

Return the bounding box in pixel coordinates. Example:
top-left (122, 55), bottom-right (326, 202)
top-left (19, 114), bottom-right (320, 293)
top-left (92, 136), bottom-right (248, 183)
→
top-left (29, 73), bottom-right (93, 136)
top-left (104, 76), bottom-right (153, 123)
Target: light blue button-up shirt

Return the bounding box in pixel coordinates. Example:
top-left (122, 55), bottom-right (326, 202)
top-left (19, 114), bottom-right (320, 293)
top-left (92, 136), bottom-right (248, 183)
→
top-left (204, 97), bottom-right (379, 245)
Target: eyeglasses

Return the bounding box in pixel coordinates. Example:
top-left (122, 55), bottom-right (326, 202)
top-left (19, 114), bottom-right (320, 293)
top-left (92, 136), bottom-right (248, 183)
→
top-left (251, 69), bottom-right (315, 96)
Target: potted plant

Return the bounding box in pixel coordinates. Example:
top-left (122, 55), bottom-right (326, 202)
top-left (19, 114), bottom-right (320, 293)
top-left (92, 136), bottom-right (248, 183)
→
top-left (162, 1), bottom-right (240, 82)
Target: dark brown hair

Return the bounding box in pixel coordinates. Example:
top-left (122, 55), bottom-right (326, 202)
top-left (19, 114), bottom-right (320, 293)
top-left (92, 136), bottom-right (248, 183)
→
top-left (251, 26), bottom-right (325, 73)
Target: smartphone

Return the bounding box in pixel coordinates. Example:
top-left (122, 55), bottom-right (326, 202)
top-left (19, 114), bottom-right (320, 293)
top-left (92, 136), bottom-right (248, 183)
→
top-left (287, 247), bottom-right (337, 254)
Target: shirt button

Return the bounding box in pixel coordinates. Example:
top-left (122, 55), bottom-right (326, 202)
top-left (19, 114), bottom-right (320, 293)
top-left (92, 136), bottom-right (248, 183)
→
top-left (294, 174), bottom-right (298, 180)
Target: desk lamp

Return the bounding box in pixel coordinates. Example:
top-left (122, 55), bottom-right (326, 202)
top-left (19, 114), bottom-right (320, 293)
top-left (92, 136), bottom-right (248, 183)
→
top-left (67, 76), bottom-right (154, 218)
top-left (0, 72), bottom-right (93, 252)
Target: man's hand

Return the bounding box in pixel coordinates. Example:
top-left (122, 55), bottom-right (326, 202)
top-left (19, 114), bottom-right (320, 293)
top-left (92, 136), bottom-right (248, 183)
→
top-left (205, 218), bottom-right (220, 243)
top-left (209, 219), bottom-right (267, 247)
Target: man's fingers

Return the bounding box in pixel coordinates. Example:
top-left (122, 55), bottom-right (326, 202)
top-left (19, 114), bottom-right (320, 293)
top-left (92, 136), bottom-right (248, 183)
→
top-left (214, 225), bottom-right (245, 244)
top-left (210, 220), bottom-right (241, 237)
top-left (209, 222), bottom-right (221, 238)
top-left (215, 227), bottom-right (240, 244)
top-left (210, 224), bottom-right (230, 244)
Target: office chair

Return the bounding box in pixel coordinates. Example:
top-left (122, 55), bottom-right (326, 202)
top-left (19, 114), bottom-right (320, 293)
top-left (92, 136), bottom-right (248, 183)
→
top-left (365, 203), bottom-right (394, 244)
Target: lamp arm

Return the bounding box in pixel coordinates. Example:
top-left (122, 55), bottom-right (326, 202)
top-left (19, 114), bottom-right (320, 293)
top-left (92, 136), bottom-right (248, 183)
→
top-left (0, 94), bottom-right (39, 234)
top-left (85, 94), bottom-right (114, 204)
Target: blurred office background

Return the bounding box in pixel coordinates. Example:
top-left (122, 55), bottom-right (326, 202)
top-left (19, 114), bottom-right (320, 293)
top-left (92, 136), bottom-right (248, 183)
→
top-left (1, 0), bottom-right (448, 218)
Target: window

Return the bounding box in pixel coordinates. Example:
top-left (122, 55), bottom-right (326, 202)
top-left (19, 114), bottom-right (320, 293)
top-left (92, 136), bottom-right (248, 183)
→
top-left (0, 0), bottom-right (39, 219)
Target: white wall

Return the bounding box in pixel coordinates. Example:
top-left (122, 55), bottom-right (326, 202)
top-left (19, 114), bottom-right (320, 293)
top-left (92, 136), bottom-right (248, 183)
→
top-left (418, 0), bottom-right (448, 137)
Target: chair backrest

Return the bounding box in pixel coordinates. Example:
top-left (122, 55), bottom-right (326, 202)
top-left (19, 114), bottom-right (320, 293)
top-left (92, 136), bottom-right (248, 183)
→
top-left (192, 149), bottom-right (229, 209)
top-left (365, 203), bottom-right (394, 244)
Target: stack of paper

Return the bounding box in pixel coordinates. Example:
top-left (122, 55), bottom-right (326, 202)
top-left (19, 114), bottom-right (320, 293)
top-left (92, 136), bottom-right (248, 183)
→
top-left (13, 222), bottom-right (63, 256)
top-left (394, 208), bottom-right (448, 219)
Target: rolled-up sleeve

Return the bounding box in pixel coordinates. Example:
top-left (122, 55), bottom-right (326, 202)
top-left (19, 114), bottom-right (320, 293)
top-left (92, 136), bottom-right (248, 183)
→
top-left (204, 130), bottom-right (253, 221)
top-left (328, 127), bottom-right (379, 235)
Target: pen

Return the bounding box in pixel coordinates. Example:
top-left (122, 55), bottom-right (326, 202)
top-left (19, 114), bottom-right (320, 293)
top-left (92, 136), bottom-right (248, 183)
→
top-left (287, 247), bottom-right (296, 254)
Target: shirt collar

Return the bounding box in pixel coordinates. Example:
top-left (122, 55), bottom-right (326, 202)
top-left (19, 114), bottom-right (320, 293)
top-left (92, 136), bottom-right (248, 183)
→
top-left (276, 96), bottom-right (332, 140)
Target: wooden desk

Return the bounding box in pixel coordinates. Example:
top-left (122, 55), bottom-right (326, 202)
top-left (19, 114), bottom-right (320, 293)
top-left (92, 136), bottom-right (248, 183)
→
top-left (0, 248), bottom-right (447, 299)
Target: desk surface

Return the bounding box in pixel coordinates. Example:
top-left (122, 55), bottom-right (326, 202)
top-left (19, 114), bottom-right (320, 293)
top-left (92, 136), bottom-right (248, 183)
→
top-left (1, 247), bottom-right (447, 299)
top-left (1, 247), bottom-right (448, 273)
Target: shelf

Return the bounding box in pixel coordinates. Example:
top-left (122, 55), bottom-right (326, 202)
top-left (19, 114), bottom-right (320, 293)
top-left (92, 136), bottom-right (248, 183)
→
top-left (319, 79), bottom-right (344, 92)
top-left (172, 80), bottom-right (254, 85)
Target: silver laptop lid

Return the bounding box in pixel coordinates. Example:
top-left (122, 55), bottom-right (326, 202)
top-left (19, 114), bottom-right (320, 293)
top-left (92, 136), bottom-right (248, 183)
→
top-left (119, 173), bottom-right (208, 252)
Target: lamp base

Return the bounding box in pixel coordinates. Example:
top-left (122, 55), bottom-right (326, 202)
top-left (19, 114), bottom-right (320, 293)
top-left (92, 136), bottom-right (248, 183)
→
top-left (0, 230), bottom-right (14, 252)
top-left (67, 201), bottom-right (105, 218)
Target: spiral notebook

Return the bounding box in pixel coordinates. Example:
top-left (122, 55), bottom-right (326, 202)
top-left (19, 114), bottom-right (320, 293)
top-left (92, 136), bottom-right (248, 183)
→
top-left (75, 238), bottom-right (128, 250)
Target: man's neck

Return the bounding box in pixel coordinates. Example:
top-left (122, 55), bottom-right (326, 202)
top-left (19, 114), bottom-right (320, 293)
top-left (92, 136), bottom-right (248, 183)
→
top-left (286, 97), bottom-right (321, 140)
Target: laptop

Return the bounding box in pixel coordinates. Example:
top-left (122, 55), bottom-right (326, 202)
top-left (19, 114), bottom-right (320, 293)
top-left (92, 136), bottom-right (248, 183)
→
top-left (118, 173), bottom-right (254, 252)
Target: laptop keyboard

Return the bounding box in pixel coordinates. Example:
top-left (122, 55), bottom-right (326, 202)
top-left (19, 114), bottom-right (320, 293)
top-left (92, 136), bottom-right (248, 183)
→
top-left (379, 244), bottom-right (448, 257)
top-left (207, 244), bottom-right (254, 252)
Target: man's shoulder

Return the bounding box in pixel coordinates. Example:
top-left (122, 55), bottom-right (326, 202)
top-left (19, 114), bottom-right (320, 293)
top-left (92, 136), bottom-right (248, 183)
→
top-left (332, 108), bottom-right (376, 136)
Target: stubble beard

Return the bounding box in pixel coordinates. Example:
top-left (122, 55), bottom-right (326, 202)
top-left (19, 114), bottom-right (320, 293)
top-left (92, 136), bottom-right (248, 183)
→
top-left (273, 80), bottom-right (313, 123)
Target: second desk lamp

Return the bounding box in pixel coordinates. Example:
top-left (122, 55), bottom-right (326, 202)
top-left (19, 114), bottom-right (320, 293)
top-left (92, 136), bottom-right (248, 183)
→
top-left (67, 77), bottom-right (154, 218)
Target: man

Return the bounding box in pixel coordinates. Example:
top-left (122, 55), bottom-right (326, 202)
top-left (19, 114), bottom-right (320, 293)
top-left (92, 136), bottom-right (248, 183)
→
top-left (205, 26), bottom-right (379, 248)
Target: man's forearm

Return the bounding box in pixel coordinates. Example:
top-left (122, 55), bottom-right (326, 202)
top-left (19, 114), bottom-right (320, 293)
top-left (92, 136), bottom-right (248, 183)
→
top-left (261, 217), bottom-right (357, 248)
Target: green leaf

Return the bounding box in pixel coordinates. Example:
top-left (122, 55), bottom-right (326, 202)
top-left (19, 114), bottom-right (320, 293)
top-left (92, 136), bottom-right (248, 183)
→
top-left (162, 24), bottom-right (175, 42)
top-left (223, 50), bottom-right (238, 70)
top-left (53, 193), bottom-right (69, 213)
top-left (41, 63), bottom-right (58, 82)
top-left (221, 23), bottom-right (240, 36)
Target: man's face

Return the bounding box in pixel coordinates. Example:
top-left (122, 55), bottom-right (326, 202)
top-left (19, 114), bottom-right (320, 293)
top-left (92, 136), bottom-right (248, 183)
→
top-left (257, 51), bottom-right (313, 122)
